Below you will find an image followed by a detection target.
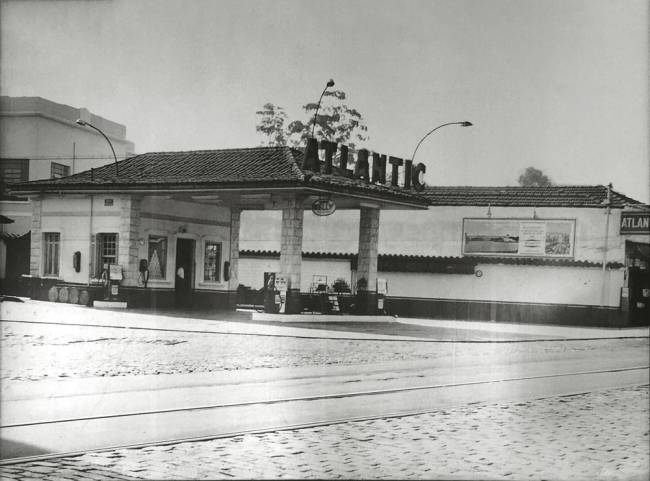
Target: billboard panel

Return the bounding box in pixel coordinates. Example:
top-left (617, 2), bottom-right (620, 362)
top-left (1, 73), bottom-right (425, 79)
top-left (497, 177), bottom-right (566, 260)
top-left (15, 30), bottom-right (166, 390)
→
top-left (462, 218), bottom-right (575, 258)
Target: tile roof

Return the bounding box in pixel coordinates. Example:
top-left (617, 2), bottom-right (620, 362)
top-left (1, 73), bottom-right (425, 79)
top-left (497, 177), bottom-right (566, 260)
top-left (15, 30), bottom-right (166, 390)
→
top-left (421, 185), bottom-right (642, 208)
top-left (25, 147), bottom-right (305, 186)
top-left (12, 146), bottom-right (428, 206)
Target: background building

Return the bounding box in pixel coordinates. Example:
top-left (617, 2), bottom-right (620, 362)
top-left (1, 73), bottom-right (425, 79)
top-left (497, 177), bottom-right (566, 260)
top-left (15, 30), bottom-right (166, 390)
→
top-left (239, 186), bottom-right (650, 326)
top-left (0, 96), bottom-right (135, 283)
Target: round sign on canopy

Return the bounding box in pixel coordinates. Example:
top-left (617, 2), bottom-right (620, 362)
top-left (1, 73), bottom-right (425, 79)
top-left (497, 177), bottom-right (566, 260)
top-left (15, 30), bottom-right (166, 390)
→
top-left (312, 198), bottom-right (336, 216)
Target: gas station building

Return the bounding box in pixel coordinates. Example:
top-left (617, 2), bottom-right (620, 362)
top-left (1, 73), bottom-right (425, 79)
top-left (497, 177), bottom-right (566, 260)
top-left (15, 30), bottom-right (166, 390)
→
top-left (10, 141), bottom-right (428, 314)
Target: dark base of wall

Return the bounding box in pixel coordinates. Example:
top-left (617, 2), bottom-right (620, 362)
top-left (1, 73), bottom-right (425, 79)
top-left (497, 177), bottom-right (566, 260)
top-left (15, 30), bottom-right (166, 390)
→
top-left (386, 296), bottom-right (636, 328)
top-left (6, 278), bottom-right (642, 328)
top-left (5, 278), bottom-right (237, 311)
top-left (109, 287), bottom-right (236, 310)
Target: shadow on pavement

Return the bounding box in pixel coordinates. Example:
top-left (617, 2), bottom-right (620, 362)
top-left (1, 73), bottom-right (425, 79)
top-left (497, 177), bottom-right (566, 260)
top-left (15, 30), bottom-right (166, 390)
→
top-left (242, 321), bottom-right (558, 340)
top-left (0, 437), bottom-right (50, 460)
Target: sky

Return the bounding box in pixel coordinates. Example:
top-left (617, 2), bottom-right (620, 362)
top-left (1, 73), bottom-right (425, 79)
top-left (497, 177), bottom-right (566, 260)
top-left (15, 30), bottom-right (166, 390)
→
top-left (1, 0), bottom-right (648, 202)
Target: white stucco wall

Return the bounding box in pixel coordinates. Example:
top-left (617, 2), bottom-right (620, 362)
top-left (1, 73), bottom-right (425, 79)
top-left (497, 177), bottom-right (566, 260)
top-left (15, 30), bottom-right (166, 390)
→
top-left (241, 210), bottom-right (360, 253)
top-left (39, 195), bottom-right (110, 283)
top-left (239, 257), bottom-right (352, 293)
top-left (382, 264), bottom-right (623, 307)
top-left (239, 255), bottom-right (622, 307)
top-left (241, 205), bottom-right (628, 264)
top-left (238, 204), bottom-right (638, 308)
top-left (35, 194), bottom-right (233, 291)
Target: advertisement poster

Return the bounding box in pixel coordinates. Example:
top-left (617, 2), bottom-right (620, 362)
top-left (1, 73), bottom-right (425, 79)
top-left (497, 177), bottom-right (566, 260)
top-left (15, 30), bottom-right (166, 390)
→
top-left (518, 222), bottom-right (546, 255)
top-left (463, 219), bottom-right (574, 257)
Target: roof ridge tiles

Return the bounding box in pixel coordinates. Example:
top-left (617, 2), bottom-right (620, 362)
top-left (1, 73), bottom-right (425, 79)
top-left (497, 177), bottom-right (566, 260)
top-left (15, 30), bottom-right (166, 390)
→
top-left (138, 145), bottom-right (292, 155)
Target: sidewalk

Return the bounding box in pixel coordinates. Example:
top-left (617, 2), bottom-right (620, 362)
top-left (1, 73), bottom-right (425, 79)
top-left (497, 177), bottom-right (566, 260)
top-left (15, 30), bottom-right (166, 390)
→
top-left (1, 299), bottom-right (648, 341)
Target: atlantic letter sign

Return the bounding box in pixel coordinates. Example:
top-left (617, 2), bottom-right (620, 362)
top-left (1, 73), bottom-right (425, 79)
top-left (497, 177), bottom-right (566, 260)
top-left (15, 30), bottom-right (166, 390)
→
top-left (620, 212), bottom-right (650, 235)
top-left (301, 138), bottom-right (427, 191)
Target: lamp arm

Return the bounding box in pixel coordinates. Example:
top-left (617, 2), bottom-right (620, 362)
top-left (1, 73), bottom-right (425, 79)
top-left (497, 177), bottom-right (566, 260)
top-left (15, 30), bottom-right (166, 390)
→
top-left (86, 123), bottom-right (119, 175)
top-left (311, 86), bottom-right (330, 138)
top-left (410, 122), bottom-right (464, 164)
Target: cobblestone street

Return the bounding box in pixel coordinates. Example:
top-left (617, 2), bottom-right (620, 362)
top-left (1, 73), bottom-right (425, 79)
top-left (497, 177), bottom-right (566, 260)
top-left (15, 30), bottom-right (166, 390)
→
top-left (2, 320), bottom-right (648, 381)
top-left (1, 384), bottom-right (648, 480)
top-left (2, 315), bottom-right (649, 479)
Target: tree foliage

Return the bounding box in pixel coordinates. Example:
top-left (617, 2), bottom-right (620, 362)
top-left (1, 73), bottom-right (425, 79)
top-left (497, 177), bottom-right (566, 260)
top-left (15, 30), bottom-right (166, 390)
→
top-left (518, 166), bottom-right (552, 187)
top-left (255, 90), bottom-right (368, 150)
top-left (255, 103), bottom-right (288, 147)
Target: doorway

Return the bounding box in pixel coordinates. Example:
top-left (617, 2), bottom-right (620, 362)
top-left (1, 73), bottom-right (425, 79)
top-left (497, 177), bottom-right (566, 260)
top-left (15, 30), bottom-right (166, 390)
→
top-left (175, 238), bottom-right (195, 308)
top-left (625, 240), bottom-right (649, 326)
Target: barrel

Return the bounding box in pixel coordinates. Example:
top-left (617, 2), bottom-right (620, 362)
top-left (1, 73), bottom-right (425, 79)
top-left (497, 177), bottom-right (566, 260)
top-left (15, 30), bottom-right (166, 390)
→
top-left (68, 287), bottom-right (79, 304)
top-left (78, 289), bottom-right (90, 306)
top-left (47, 286), bottom-right (59, 302)
top-left (57, 286), bottom-right (69, 303)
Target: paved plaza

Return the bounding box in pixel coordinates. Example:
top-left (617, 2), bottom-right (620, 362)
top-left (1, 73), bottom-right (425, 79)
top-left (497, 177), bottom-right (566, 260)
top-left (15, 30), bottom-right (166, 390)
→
top-left (1, 384), bottom-right (648, 480)
top-left (1, 319), bottom-right (648, 382)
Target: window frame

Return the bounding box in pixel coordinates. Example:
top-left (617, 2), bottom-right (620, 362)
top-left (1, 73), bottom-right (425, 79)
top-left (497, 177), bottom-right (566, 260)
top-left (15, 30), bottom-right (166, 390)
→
top-left (147, 235), bottom-right (168, 280)
top-left (203, 240), bottom-right (222, 282)
top-left (96, 233), bottom-right (118, 275)
top-left (0, 159), bottom-right (29, 183)
top-left (1, 159), bottom-right (29, 199)
top-left (50, 162), bottom-right (70, 179)
top-left (43, 232), bottom-right (60, 277)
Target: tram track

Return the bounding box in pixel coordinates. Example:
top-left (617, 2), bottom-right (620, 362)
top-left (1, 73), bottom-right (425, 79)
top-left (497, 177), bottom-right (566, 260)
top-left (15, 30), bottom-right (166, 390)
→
top-left (1, 365), bottom-right (648, 464)
top-left (2, 318), bottom-right (648, 342)
top-left (2, 365), bottom-right (648, 429)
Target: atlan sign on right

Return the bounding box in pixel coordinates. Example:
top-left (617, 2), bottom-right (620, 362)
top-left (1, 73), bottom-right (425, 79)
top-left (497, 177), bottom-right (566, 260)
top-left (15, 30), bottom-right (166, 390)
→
top-left (620, 212), bottom-right (650, 235)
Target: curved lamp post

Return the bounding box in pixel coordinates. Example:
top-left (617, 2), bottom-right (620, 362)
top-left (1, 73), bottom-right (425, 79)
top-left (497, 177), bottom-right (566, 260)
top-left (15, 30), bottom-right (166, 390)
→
top-left (76, 119), bottom-right (119, 177)
top-left (311, 78), bottom-right (335, 138)
top-left (410, 121), bottom-right (473, 164)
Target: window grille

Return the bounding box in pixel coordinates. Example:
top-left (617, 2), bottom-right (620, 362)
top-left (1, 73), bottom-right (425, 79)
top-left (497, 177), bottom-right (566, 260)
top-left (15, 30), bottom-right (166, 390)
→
top-left (43, 233), bottom-right (60, 276)
top-left (204, 241), bottom-right (222, 281)
top-left (97, 233), bottom-right (118, 274)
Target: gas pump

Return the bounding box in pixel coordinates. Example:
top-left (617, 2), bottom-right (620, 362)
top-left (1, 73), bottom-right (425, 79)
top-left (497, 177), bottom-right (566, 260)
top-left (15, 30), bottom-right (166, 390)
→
top-left (263, 272), bottom-right (279, 313)
top-left (377, 278), bottom-right (388, 314)
top-left (274, 275), bottom-right (288, 313)
top-left (107, 264), bottom-right (123, 301)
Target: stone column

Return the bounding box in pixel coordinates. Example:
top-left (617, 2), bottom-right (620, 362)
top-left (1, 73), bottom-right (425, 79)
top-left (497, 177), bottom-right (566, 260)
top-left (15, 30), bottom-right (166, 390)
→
top-left (29, 196), bottom-right (42, 277)
top-left (356, 206), bottom-right (380, 314)
top-left (227, 208), bottom-right (241, 308)
top-left (118, 195), bottom-right (142, 287)
top-left (279, 197), bottom-right (304, 313)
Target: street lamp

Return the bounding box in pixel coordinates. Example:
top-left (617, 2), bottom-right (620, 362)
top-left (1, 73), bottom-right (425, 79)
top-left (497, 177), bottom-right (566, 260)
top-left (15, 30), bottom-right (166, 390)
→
top-left (410, 121), bottom-right (473, 165)
top-left (75, 119), bottom-right (119, 177)
top-left (311, 78), bottom-right (335, 138)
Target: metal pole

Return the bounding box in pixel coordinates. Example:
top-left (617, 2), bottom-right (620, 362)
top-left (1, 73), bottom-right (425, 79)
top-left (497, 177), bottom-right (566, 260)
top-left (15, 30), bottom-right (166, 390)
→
top-left (311, 79), bottom-right (335, 138)
top-left (601, 183), bottom-right (612, 305)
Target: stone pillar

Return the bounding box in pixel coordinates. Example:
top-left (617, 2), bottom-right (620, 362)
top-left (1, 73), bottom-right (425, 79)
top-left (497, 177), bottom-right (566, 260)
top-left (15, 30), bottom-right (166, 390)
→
top-left (29, 196), bottom-right (42, 276)
top-left (227, 208), bottom-right (241, 308)
top-left (279, 197), bottom-right (304, 313)
top-left (356, 206), bottom-right (380, 314)
top-left (118, 195), bottom-right (142, 287)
